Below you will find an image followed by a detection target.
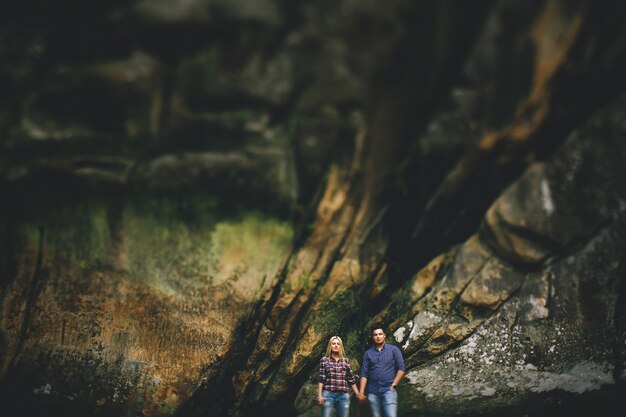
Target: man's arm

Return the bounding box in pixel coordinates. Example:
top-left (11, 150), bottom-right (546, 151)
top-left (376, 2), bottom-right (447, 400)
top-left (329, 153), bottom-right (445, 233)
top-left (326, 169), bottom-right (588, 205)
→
top-left (357, 352), bottom-right (369, 401)
top-left (390, 370), bottom-right (405, 390)
top-left (390, 346), bottom-right (406, 390)
top-left (358, 376), bottom-right (368, 401)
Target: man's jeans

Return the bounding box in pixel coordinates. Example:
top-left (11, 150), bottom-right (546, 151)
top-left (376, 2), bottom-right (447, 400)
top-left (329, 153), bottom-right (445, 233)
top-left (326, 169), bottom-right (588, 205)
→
top-left (321, 390), bottom-right (350, 417)
top-left (367, 389), bottom-right (398, 417)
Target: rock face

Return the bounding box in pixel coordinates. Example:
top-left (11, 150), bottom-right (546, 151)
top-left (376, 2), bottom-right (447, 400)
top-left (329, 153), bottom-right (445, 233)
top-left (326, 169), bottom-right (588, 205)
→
top-left (1, 1), bottom-right (625, 417)
top-left (370, 95), bottom-right (626, 417)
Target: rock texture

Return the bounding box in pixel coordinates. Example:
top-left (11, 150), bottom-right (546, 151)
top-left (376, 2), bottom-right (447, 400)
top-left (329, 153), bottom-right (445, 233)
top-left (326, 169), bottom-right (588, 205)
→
top-left (1, 1), bottom-right (625, 417)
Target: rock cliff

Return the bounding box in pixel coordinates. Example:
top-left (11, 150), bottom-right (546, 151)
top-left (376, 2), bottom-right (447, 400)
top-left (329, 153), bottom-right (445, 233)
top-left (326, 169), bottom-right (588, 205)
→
top-left (1, 1), bottom-right (625, 416)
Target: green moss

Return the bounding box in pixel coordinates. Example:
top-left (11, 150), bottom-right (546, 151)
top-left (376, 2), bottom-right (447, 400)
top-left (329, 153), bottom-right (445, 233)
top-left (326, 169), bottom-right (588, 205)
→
top-left (343, 329), bottom-right (364, 370)
top-left (21, 223), bottom-right (42, 246)
top-left (297, 272), bottom-right (311, 291)
top-left (124, 197), bottom-right (293, 297)
top-left (23, 199), bottom-right (114, 269)
top-left (124, 199), bottom-right (218, 293)
top-left (281, 280), bottom-right (293, 293)
top-left (208, 213), bottom-right (293, 295)
top-left (310, 287), bottom-right (366, 350)
top-left (13, 193), bottom-right (293, 302)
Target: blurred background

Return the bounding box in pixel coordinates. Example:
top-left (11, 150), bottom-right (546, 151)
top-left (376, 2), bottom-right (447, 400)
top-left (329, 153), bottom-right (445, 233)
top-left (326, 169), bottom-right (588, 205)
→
top-left (1, 1), bottom-right (625, 416)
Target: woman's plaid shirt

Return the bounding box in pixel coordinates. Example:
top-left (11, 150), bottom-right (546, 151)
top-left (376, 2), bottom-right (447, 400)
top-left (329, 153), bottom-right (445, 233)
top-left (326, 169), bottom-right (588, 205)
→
top-left (318, 357), bottom-right (356, 392)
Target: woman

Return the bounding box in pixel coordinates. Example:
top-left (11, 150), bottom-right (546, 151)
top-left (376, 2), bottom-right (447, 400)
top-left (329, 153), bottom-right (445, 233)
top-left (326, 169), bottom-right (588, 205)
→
top-left (318, 336), bottom-right (360, 417)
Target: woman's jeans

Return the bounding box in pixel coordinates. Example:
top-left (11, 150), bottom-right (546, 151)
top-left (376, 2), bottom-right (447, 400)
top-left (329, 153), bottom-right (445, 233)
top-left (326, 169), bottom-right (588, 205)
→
top-left (321, 390), bottom-right (350, 417)
top-left (367, 389), bottom-right (398, 417)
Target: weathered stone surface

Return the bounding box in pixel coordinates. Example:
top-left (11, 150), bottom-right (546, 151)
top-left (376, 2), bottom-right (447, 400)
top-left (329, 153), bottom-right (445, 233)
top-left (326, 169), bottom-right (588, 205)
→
top-left (352, 91), bottom-right (626, 417)
top-left (0, 197), bottom-right (293, 417)
top-left (399, 215), bottom-right (624, 417)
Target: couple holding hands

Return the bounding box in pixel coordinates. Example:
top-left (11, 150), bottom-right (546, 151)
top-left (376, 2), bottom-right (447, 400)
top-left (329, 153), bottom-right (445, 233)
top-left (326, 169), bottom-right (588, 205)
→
top-left (317, 325), bottom-right (406, 417)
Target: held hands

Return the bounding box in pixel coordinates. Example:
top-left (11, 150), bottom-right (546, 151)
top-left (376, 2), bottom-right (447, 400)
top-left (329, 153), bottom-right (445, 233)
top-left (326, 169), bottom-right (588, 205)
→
top-left (357, 392), bottom-right (367, 402)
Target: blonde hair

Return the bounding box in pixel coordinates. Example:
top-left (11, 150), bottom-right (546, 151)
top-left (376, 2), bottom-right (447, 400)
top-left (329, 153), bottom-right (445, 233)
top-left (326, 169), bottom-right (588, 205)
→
top-left (325, 336), bottom-right (348, 359)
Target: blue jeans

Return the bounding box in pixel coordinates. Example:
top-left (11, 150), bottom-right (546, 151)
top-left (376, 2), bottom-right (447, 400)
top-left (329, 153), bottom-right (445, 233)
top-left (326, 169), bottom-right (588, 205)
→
top-left (367, 389), bottom-right (398, 417)
top-left (321, 390), bottom-right (350, 417)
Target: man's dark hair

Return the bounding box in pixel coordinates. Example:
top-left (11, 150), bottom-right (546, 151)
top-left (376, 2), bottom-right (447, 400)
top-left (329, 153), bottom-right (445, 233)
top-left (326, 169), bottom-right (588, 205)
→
top-left (370, 323), bottom-right (386, 335)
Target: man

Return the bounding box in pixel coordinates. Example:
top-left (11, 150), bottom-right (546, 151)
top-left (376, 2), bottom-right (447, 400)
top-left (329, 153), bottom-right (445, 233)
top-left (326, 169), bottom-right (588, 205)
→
top-left (357, 324), bottom-right (406, 417)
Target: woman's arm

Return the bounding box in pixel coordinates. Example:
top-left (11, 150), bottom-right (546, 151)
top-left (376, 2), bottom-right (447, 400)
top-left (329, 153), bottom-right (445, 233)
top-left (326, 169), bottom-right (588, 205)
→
top-left (318, 359), bottom-right (325, 406)
top-left (317, 382), bottom-right (324, 406)
top-left (345, 361), bottom-right (359, 396)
